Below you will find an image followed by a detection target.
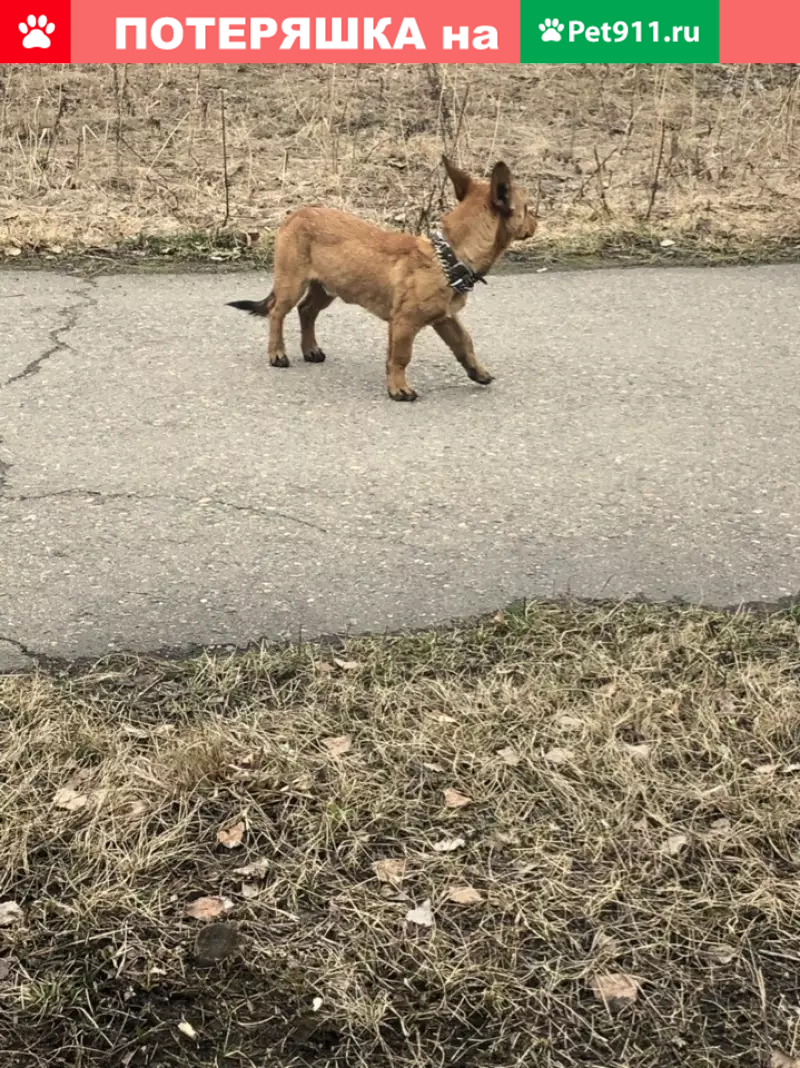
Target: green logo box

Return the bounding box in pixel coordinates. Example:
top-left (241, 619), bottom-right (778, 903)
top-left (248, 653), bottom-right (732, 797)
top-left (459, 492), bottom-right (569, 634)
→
top-left (521, 0), bottom-right (720, 62)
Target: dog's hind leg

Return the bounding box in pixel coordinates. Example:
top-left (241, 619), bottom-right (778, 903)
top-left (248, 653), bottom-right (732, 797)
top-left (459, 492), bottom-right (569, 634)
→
top-left (431, 315), bottom-right (493, 386)
top-left (386, 318), bottom-right (422, 401)
top-left (298, 282), bottom-right (336, 363)
top-left (268, 276), bottom-right (308, 368)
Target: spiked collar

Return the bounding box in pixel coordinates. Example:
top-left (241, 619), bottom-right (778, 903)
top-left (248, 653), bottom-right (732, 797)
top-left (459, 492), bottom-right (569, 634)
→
top-left (430, 230), bottom-right (488, 295)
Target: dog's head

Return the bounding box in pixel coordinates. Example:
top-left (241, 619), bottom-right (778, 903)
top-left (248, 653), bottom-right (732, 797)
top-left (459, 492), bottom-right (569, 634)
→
top-left (442, 156), bottom-right (537, 242)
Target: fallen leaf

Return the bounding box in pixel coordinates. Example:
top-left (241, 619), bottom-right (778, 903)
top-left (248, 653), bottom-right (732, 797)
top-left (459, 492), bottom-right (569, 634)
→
top-left (315, 661), bottom-right (333, 675)
top-left (53, 786), bottom-right (87, 812)
top-left (120, 724), bottom-right (151, 739)
top-left (755, 763), bottom-right (779, 775)
top-left (446, 886), bottom-right (484, 905)
top-left (405, 899), bottom-right (433, 927)
top-left (48, 244), bottom-right (63, 254)
top-left (493, 829), bottom-right (521, 846)
top-left (217, 821), bottom-right (245, 849)
top-left (624, 742), bottom-right (651, 760)
top-left (233, 858), bottom-right (269, 879)
top-left (433, 836), bottom-right (466, 853)
top-left (333, 658), bottom-right (360, 671)
top-left (323, 735), bottom-right (352, 757)
top-left (556, 715), bottom-right (583, 729)
top-left (492, 611), bottom-right (506, 624)
top-left (497, 746), bottom-right (521, 766)
top-left (241, 882), bottom-right (260, 900)
top-left (0, 902), bottom-right (23, 927)
top-left (661, 833), bottom-right (688, 857)
top-left (544, 747), bottom-right (574, 765)
top-left (443, 788), bottom-right (471, 808)
top-left (590, 971), bottom-right (642, 1008)
top-left (660, 238), bottom-right (676, 247)
top-left (185, 896), bottom-right (234, 921)
top-left (436, 714), bottom-right (457, 724)
top-left (705, 943), bottom-right (737, 965)
top-left (771, 1050), bottom-right (800, 1068)
top-left (373, 858), bottom-right (406, 887)
top-left (3, 246), bottom-right (21, 257)
top-left (178, 1021), bottom-right (198, 1039)
top-left (126, 800), bottom-right (149, 819)
top-left (423, 762), bottom-right (444, 772)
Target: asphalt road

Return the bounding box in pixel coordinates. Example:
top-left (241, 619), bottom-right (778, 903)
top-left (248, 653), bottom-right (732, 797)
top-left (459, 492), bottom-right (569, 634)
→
top-left (1, 263), bottom-right (799, 670)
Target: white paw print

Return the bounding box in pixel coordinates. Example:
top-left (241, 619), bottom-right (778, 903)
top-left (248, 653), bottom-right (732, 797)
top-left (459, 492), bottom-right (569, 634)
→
top-left (18, 14), bottom-right (55, 49)
top-left (539, 17), bottom-right (565, 42)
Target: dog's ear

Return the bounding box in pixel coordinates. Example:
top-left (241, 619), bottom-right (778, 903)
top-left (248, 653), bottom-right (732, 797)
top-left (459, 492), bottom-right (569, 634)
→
top-left (490, 161), bottom-right (513, 217)
top-left (442, 155), bottom-right (471, 201)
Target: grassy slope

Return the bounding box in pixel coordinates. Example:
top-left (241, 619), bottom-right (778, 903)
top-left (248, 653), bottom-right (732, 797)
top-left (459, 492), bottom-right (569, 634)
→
top-left (2, 64), bottom-right (800, 269)
top-left (2, 600), bottom-right (800, 1066)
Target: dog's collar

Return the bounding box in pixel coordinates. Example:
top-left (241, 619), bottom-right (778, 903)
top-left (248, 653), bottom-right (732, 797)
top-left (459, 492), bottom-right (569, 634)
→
top-left (430, 231), bottom-right (487, 295)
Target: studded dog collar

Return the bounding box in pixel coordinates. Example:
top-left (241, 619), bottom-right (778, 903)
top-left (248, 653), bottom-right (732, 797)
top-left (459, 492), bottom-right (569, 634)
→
top-left (430, 231), bottom-right (488, 295)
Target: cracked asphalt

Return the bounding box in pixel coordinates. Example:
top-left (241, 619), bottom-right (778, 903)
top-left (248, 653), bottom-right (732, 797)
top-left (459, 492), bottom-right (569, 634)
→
top-left (1, 264), bottom-right (799, 670)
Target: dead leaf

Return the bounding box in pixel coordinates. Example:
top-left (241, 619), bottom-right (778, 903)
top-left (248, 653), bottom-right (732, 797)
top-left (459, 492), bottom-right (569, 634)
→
top-left (333, 658), bottom-right (360, 671)
top-left (660, 238), bottom-right (676, 247)
top-left (241, 882), bottom-right (260, 900)
top-left (233, 858), bottom-right (269, 879)
top-left (53, 786), bottom-right (87, 812)
top-left (3, 246), bottom-right (21, 257)
top-left (373, 859), bottom-right (406, 887)
top-left (771, 1051), bottom-right (800, 1068)
top-left (544, 747), bottom-right (574, 765)
top-left (0, 902), bottom-right (23, 927)
top-left (315, 661), bottom-right (333, 674)
top-left (755, 763), bottom-right (779, 775)
top-left (661, 833), bottom-right (688, 857)
top-left (446, 886), bottom-right (484, 905)
top-left (497, 746), bottom-right (521, 766)
top-left (423, 762), bottom-right (444, 772)
top-left (178, 1021), bottom-right (198, 1039)
top-left (405, 900), bottom-right (433, 927)
top-left (590, 971), bottom-right (642, 1008)
top-left (492, 611), bottom-right (506, 624)
top-left (120, 724), bottom-right (151, 739)
top-left (125, 800), bottom-right (149, 819)
top-left (493, 829), bottom-right (521, 846)
top-left (432, 836), bottom-right (465, 853)
top-left (323, 735), bottom-right (352, 757)
top-left (705, 943), bottom-right (737, 965)
top-left (217, 821), bottom-right (245, 850)
top-left (443, 788), bottom-right (471, 808)
top-left (436, 714), bottom-right (457, 724)
top-left (556, 714), bottom-right (583, 729)
top-left (624, 742), bottom-right (651, 760)
top-left (185, 896), bottom-right (234, 921)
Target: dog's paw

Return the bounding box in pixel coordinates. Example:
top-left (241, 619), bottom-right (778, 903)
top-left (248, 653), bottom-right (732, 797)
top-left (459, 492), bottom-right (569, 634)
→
top-left (468, 367), bottom-right (494, 386)
top-left (303, 348), bottom-right (326, 363)
top-left (270, 355), bottom-right (290, 368)
top-left (388, 385), bottom-right (418, 402)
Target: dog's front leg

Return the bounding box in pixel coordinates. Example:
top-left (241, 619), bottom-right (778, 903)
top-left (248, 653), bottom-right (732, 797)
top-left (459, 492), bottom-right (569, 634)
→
top-left (432, 315), bottom-right (493, 386)
top-left (386, 319), bottom-right (420, 401)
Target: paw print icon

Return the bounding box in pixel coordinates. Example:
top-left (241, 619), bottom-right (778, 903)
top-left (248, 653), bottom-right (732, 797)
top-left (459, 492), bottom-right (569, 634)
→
top-left (18, 14), bottom-right (55, 48)
top-left (539, 17), bottom-right (565, 42)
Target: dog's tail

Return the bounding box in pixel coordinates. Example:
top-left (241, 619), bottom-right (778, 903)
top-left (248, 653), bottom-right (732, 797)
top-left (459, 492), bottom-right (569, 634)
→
top-left (226, 292), bottom-right (275, 317)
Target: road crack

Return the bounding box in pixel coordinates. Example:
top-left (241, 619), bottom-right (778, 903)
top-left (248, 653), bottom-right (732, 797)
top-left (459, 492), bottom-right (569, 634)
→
top-left (3, 277), bottom-right (98, 388)
top-left (9, 488), bottom-right (330, 535)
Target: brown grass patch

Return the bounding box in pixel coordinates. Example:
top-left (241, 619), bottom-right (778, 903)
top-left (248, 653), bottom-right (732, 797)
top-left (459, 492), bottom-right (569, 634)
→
top-left (2, 599), bottom-right (800, 1066)
top-left (2, 64), bottom-right (800, 263)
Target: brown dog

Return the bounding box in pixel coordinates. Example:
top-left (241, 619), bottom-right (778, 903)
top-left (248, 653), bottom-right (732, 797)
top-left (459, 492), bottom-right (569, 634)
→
top-left (228, 156), bottom-right (537, 401)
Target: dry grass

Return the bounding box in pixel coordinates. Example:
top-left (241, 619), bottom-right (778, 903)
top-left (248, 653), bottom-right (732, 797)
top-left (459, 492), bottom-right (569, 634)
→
top-left (2, 64), bottom-right (800, 264)
top-left (2, 599), bottom-right (800, 1066)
